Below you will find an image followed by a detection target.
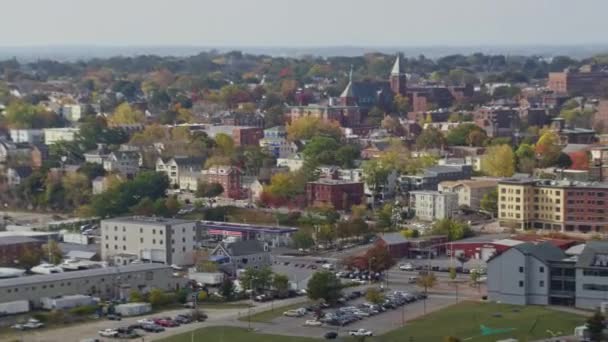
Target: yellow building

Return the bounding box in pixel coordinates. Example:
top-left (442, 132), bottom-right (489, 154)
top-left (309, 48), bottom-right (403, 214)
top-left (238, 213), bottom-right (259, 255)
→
top-left (498, 179), bottom-right (565, 231)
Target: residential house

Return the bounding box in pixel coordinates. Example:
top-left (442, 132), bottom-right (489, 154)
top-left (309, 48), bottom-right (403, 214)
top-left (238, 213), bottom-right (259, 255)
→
top-left (156, 156), bottom-right (205, 190)
top-left (9, 129), bottom-right (44, 144)
top-left (61, 104), bottom-right (82, 122)
top-left (400, 165), bottom-right (473, 192)
top-left (44, 128), bottom-right (79, 145)
top-left (438, 179), bottom-right (498, 210)
top-left (277, 154), bottom-right (305, 172)
top-left (6, 166), bottom-right (33, 187)
top-left (210, 240), bottom-right (271, 275)
top-left (0, 140), bottom-right (31, 163)
top-left (103, 151), bottom-right (141, 178)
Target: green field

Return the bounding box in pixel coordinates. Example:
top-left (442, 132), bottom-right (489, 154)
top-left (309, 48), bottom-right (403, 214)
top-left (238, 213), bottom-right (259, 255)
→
top-left (371, 301), bottom-right (585, 342)
top-left (238, 301), bottom-right (313, 323)
top-left (158, 326), bottom-right (318, 342)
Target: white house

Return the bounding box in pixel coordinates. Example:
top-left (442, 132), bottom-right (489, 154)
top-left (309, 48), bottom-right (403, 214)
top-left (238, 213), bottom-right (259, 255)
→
top-left (44, 128), bottom-right (79, 145)
top-left (9, 129), bottom-right (44, 144)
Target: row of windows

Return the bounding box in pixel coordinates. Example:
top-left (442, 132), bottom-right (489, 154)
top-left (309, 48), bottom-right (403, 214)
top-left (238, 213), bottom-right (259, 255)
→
top-left (583, 269), bottom-right (608, 277)
top-left (583, 284), bottom-right (608, 291)
top-left (568, 191), bottom-right (606, 197)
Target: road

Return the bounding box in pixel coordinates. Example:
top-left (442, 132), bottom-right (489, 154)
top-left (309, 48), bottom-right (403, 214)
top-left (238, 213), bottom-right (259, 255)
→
top-left (13, 296), bottom-right (311, 342)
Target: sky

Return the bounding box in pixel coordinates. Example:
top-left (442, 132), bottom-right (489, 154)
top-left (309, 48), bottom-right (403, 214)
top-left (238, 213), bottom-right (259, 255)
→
top-left (1, 0), bottom-right (606, 47)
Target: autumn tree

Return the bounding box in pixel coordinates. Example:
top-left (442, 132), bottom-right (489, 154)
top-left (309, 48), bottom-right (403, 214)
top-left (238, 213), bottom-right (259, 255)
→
top-left (286, 116), bottom-right (343, 141)
top-left (365, 288), bottom-right (385, 305)
top-left (569, 151), bottom-right (590, 170)
top-left (482, 144), bottom-right (515, 177)
top-left (42, 240), bottom-right (63, 264)
top-left (393, 94), bottom-right (411, 114)
top-left (535, 131), bottom-right (562, 167)
top-left (480, 189), bottom-right (498, 217)
top-left (108, 103), bottom-right (145, 125)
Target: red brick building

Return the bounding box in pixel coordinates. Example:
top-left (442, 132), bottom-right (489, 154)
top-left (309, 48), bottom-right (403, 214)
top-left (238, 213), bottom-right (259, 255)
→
top-left (0, 237), bottom-right (45, 266)
top-left (202, 165), bottom-right (242, 200)
top-left (306, 179), bottom-right (364, 211)
top-left (564, 185), bottom-right (608, 233)
top-left (548, 66), bottom-right (608, 96)
top-left (232, 127), bottom-right (264, 147)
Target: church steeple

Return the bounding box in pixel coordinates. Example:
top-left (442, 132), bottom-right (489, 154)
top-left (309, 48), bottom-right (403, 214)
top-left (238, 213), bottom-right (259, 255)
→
top-left (340, 65), bottom-right (356, 106)
top-left (390, 54), bottom-right (407, 96)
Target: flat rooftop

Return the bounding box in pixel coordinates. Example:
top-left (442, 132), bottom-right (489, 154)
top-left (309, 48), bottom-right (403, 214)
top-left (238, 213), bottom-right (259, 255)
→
top-left (102, 216), bottom-right (197, 226)
top-left (200, 220), bottom-right (297, 234)
top-left (0, 263), bottom-right (170, 288)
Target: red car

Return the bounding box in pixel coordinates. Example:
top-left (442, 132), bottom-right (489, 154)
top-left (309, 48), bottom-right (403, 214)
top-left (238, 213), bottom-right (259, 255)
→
top-left (154, 319), bottom-right (179, 327)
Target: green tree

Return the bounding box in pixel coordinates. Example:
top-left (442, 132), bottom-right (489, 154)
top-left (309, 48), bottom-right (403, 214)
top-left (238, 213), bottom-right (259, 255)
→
top-left (586, 310), bottom-right (606, 342)
top-left (393, 94), bottom-right (411, 114)
top-left (480, 189), bottom-right (498, 216)
top-left (362, 160), bottom-right (390, 201)
top-left (365, 288), bottom-right (385, 305)
top-left (376, 203), bottom-right (394, 231)
top-left (272, 274), bottom-right (290, 297)
top-left (148, 288), bottom-right (168, 307)
top-left (307, 271), bottom-right (342, 305)
top-left (445, 123), bottom-right (486, 146)
top-left (482, 144), bottom-right (515, 177)
top-left (302, 136), bottom-right (340, 165)
top-left (214, 133), bottom-right (235, 156)
top-left (334, 144), bottom-right (361, 169)
top-left (416, 127), bottom-right (446, 150)
top-left (219, 278), bottom-right (235, 300)
top-left (129, 290), bottom-right (145, 303)
top-left (556, 153), bottom-right (573, 169)
top-left (431, 219), bottom-right (473, 241)
top-left (241, 267), bottom-right (273, 293)
top-left (416, 272), bottom-right (437, 313)
top-left (292, 230), bottom-right (315, 250)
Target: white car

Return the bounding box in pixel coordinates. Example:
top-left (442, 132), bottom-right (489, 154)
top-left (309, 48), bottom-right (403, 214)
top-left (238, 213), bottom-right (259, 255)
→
top-left (12, 319), bottom-right (44, 330)
top-left (137, 318), bottom-right (155, 325)
top-left (349, 329), bottom-right (373, 336)
top-left (283, 308), bottom-right (306, 317)
top-left (304, 320), bottom-right (323, 326)
top-left (98, 329), bottom-right (118, 337)
top-left (399, 263), bottom-right (414, 271)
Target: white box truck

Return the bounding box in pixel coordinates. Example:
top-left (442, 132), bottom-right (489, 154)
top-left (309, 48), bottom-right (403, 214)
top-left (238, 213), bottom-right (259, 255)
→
top-left (41, 295), bottom-right (96, 310)
top-left (0, 300), bottom-right (30, 316)
top-left (114, 303), bottom-right (151, 316)
top-left (188, 270), bottom-right (224, 286)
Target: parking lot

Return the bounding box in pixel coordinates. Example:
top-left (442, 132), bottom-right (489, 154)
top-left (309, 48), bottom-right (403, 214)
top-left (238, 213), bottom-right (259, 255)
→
top-left (256, 288), bottom-right (459, 338)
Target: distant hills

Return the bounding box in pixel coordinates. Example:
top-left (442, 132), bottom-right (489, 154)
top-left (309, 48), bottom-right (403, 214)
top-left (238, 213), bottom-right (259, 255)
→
top-left (1, 44), bottom-right (607, 61)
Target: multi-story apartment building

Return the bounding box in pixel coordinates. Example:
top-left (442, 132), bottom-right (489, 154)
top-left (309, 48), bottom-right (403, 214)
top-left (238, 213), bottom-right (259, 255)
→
top-left (0, 237), bottom-right (45, 266)
top-left (498, 178), bottom-right (608, 234)
top-left (488, 241), bottom-right (608, 310)
top-left (202, 165), bottom-right (242, 199)
top-left (156, 156), bottom-right (204, 189)
top-left (232, 127), bottom-right (264, 147)
top-left (547, 66), bottom-right (608, 96)
top-left (306, 179), bottom-right (364, 211)
top-left (438, 179), bottom-right (498, 210)
top-left (409, 190), bottom-right (459, 221)
top-left (473, 106), bottom-right (518, 138)
top-left (101, 216), bottom-right (198, 267)
top-left (102, 151), bottom-right (141, 178)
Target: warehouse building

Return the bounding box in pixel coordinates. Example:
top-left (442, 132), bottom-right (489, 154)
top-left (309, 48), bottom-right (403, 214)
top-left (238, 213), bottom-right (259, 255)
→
top-left (0, 263), bottom-right (185, 307)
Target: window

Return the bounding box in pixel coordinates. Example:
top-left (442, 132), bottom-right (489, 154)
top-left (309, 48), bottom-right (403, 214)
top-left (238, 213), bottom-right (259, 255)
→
top-left (539, 281), bottom-right (544, 287)
top-left (519, 266), bottom-right (524, 273)
top-left (540, 267), bottom-right (544, 273)
top-left (519, 281), bottom-right (524, 287)
top-left (153, 229), bottom-right (156, 234)
top-left (140, 238), bottom-right (144, 243)
top-left (153, 239), bottom-right (156, 244)
top-left (145, 272), bottom-right (154, 281)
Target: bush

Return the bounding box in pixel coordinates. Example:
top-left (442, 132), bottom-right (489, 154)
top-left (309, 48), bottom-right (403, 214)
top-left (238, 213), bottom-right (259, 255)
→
top-left (69, 305), bottom-right (99, 316)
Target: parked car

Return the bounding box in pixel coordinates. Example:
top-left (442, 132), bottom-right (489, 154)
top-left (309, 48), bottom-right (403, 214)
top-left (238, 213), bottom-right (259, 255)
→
top-left (141, 324), bottom-right (165, 333)
top-left (324, 331), bottom-right (338, 339)
top-left (304, 320), bottom-right (323, 326)
top-left (107, 314), bottom-right (122, 321)
top-left (12, 318), bottom-right (44, 330)
top-left (349, 329), bottom-right (373, 336)
top-left (283, 308), bottom-right (307, 317)
top-left (98, 329), bottom-right (119, 337)
top-left (137, 318), bottom-right (155, 325)
top-left (399, 263), bottom-right (414, 271)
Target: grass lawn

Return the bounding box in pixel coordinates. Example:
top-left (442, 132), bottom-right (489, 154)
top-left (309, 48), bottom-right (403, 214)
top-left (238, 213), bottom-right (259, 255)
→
top-left (238, 301), bottom-right (313, 323)
top-left (158, 326), bottom-right (318, 342)
top-left (370, 301), bottom-right (585, 342)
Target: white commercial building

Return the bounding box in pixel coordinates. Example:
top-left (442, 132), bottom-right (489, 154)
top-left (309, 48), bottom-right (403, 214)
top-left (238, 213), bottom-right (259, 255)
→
top-left (101, 216), bottom-right (198, 267)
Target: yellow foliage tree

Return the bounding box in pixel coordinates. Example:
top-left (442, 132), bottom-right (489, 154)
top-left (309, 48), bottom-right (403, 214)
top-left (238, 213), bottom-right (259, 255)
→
top-left (482, 144), bottom-right (515, 177)
top-left (108, 103), bottom-right (144, 125)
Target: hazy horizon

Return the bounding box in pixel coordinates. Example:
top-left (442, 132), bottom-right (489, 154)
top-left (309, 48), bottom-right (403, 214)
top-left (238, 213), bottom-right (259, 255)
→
top-left (2, 0), bottom-right (607, 47)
